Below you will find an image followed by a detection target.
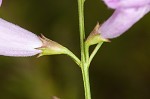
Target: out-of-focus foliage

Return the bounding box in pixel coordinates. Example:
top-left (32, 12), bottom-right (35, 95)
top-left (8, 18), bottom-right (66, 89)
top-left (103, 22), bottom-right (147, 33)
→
top-left (0, 0), bottom-right (150, 99)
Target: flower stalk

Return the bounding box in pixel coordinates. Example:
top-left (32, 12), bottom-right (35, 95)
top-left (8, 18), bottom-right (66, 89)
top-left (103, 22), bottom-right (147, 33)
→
top-left (37, 34), bottom-right (81, 66)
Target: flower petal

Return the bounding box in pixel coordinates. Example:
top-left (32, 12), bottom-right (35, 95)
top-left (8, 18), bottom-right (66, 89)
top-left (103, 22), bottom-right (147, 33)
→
top-left (103, 0), bottom-right (150, 9)
top-left (0, 0), bottom-right (2, 6)
top-left (98, 5), bottom-right (150, 39)
top-left (0, 18), bottom-right (42, 56)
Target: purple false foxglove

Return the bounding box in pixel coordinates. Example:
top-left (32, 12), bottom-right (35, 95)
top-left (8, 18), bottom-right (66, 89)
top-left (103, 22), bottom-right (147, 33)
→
top-left (0, 18), bottom-right (42, 56)
top-left (98, 0), bottom-right (150, 39)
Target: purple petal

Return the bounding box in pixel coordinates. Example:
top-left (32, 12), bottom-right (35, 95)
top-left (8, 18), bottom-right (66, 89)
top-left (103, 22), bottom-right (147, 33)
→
top-left (0, 0), bottom-right (2, 6)
top-left (103, 0), bottom-right (150, 9)
top-left (0, 18), bottom-right (42, 56)
top-left (98, 5), bottom-right (150, 39)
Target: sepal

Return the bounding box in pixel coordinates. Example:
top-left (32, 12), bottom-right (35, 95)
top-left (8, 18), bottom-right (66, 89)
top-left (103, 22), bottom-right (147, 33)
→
top-left (85, 23), bottom-right (109, 46)
top-left (36, 34), bottom-right (68, 57)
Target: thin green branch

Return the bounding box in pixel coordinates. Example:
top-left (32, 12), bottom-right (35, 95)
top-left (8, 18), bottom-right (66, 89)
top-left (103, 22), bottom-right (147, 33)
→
top-left (85, 45), bottom-right (89, 63)
top-left (67, 50), bottom-right (81, 66)
top-left (89, 42), bottom-right (103, 65)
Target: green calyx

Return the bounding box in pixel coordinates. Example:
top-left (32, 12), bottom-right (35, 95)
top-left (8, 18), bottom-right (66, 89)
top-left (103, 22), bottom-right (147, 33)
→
top-left (85, 23), bottom-right (109, 46)
top-left (36, 34), bottom-right (81, 66)
top-left (36, 34), bottom-right (68, 57)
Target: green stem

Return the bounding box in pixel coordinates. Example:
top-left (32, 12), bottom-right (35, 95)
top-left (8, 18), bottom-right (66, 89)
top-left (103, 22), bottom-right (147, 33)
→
top-left (85, 45), bottom-right (89, 63)
top-left (77, 0), bottom-right (91, 99)
top-left (66, 50), bottom-right (81, 66)
top-left (78, 0), bottom-right (85, 63)
top-left (89, 42), bottom-right (103, 65)
top-left (81, 65), bottom-right (91, 99)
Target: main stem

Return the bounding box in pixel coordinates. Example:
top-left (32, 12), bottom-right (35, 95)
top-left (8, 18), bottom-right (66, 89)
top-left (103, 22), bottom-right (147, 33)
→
top-left (77, 0), bottom-right (91, 99)
top-left (78, 0), bottom-right (85, 63)
top-left (81, 64), bottom-right (91, 99)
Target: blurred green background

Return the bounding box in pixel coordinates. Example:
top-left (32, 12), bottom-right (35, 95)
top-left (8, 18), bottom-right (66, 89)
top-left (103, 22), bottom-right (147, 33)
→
top-left (0, 0), bottom-right (150, 99)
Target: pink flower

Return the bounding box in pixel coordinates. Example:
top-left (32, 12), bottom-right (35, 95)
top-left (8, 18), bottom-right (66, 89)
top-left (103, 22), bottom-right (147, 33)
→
top-left (103, 0), bottom-right (150, 8)
top-left (0, 18), bottom-right (42, 57)
top-left (0, 0), bottom-right (42, 56)
top-left (98, 0), bottom-right (150, 39)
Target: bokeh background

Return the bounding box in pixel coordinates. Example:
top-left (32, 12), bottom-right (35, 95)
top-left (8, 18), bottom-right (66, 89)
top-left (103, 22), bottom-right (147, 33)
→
top-left (0, 0), bottom-right (150, 99)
